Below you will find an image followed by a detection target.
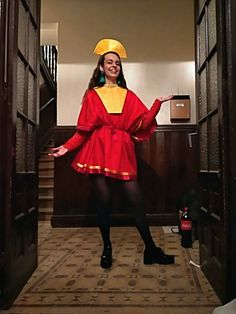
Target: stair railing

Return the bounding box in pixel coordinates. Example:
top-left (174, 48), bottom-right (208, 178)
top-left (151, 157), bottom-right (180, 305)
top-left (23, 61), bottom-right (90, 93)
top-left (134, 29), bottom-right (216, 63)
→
top-left (39, 45), bottom-right (57, 151)
top-left (41, 45), bottom-right (57, 84)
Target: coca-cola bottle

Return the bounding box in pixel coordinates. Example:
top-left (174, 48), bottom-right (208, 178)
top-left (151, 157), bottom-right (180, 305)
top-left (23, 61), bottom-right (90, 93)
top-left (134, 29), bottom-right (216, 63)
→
top-left (180, 207), bottom-right (192, 248)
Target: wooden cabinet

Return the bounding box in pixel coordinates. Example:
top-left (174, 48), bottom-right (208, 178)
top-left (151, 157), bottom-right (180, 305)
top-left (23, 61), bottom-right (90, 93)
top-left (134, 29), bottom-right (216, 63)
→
top-left (52, 125), bottom-right (198, 227)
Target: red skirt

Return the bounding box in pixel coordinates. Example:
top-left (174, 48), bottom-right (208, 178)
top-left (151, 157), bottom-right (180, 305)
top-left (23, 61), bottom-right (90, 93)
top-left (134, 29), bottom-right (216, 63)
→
top-left (71, 125), bottom-right (137, 180)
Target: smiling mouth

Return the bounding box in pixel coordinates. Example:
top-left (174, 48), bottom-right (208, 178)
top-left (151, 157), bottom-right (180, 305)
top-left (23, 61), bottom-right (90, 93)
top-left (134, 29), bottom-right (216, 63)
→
top-left (109, 69), bottom-right (118, 74)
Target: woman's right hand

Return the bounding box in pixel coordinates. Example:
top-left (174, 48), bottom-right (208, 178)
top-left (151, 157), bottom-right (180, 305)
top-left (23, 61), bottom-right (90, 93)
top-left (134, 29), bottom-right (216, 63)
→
top-left (48, 145), bottom-right (68, 158)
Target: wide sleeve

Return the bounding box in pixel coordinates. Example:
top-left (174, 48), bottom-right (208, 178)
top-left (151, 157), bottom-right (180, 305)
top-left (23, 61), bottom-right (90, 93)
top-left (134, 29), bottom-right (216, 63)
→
top-left (63, 130), bottom-right (88, 152)
top-left (63, 90), bottom-right (102, 151)
top-left (127, 92), bottom-right (159, 142)
top-left (76, 90), bottom-right (103, 131)
top-left (138, 99), bottom-right (162, 130)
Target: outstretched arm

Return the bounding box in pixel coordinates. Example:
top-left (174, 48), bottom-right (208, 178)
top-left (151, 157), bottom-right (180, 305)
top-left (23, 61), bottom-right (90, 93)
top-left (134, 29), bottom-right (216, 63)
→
top-left (139, 95), bottom-right (173, 130)
top-left (49, 130), bottom-right (87, 158)
top-left (49, 90), bottom-right (102, 158)
top-left (49, 145), bottom-right (68, 158)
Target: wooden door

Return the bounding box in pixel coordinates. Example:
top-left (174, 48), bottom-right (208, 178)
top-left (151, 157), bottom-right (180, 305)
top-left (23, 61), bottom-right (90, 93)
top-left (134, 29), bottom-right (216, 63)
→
top-left (195, 0), bottom-right (233, 302)
top-left (225, 0), bottom-right (236, 300)
top-left (0, 0), bottom-right (40, 309)
top-left (0, 0), bottom-right (8, 305)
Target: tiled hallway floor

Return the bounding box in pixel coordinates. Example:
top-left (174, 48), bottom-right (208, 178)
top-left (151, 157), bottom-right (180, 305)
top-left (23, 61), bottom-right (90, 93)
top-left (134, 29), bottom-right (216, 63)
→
top-left (1, 222), bottom-right (221, 314)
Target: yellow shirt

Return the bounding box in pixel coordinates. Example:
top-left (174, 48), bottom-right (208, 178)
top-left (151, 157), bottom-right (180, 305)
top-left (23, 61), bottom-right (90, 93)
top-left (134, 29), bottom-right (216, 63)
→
top-left (94, 84), bottom-right (127, 114)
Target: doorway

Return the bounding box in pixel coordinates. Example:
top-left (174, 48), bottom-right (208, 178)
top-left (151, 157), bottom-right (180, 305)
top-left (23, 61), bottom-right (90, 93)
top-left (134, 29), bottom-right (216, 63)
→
top-left (1, 0), bottom-right (236, 309)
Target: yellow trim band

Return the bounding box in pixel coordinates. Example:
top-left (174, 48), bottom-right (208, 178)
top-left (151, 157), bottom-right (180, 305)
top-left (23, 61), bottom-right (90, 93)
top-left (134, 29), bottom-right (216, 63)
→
top-left (76, 162), bottom-right (135, 176)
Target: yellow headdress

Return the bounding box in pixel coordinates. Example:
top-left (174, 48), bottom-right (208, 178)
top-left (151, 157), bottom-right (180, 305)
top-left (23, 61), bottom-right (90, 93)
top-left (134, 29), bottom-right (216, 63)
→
top-left (93, 38), bottom-right (127, 58)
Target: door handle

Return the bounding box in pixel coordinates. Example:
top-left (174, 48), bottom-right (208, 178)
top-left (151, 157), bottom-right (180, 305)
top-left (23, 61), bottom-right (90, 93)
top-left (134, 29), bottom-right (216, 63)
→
top-left (188, 132), bottom-right (197, 148)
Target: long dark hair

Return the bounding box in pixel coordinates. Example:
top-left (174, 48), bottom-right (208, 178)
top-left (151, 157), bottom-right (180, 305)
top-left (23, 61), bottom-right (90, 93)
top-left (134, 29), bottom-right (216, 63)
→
top-left (88, 52), bottom-right (127, 90)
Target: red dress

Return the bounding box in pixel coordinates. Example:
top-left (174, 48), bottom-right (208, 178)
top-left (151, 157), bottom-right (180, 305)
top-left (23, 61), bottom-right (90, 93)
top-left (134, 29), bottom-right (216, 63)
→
top-left (63, 89), bottom-right (161, 180)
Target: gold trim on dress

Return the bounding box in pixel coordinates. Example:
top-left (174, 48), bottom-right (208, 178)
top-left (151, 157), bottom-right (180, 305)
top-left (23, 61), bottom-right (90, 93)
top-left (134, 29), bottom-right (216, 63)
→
top-left (76, 162), bottom-right (135, 176)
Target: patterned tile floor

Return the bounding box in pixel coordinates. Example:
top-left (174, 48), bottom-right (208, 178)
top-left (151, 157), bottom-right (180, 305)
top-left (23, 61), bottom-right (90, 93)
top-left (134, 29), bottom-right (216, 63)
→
top-left (1, 222), bottom-right (221, 314)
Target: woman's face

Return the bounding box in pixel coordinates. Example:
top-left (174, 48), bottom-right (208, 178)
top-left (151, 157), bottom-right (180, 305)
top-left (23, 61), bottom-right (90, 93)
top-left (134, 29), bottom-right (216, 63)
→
top-left (100, 53), bottom-right (121, 83)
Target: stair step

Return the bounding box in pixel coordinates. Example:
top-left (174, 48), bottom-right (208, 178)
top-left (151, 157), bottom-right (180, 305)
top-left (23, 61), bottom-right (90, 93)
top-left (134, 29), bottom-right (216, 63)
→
top-left (39, 158), bottom-right (54, 163)
top-left (39, 193), bottom-right (54, 197)
top-left (39, 151), bottom-right (54, 157)
top-left (38, 139), bottom-right (55, 221)
top-left (39, 197), bottom-right (53, 209)
top-left (39, 185), bottom-right (54, 197)
top-left (38, 207), bottom-right (53, 221)
top-left (39, 161), bottom-right (54, 167)
top-left (39, 156), bottom-right (54, 161)
top-left (38, 207), bottom-right (53, 213)
top-left (40, 150), bottom-right (52, 154)
top-left (39, 185), bottom-right (54, 189)
top-left (40, 151), bottom-right (50, 155)
top-left (39, 166), bottom-right (54, 171)
top-left (39, 175), bottom-right (53, 177)
top-left (39, 178), bottom-right (53, 185)
top-left (39, 169), bottom-right (54, 176)
top-left (39, 164), bottom-right (54, 170)
top-left (39, 191), bottom-right (53, 198)
top-left (39, 175), bottom-right (53, 179)
top-left (39, 175), bottom-right (54, 180)
top-left (39, 195), bottom-right (53, 200)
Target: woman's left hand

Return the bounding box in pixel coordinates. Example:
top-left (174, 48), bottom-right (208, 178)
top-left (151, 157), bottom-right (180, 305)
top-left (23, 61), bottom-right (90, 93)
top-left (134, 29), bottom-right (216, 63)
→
top-left (157, 95), bottom-right (173, 103)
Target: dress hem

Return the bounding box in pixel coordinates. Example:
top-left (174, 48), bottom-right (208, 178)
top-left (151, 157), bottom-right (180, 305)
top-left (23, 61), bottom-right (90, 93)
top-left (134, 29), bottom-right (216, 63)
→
top-left (72, 163), bottom-right (137, 181)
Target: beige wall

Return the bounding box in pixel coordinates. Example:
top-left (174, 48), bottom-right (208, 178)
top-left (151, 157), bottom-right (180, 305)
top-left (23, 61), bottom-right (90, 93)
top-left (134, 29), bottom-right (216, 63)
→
top-left (41, 23), bottom-right (58, 46)
top-left (41, 0), bottom-right (195, 125)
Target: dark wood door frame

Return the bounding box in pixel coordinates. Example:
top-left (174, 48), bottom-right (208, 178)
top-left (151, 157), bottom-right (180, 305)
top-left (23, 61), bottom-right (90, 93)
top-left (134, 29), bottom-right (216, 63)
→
top-left (0, 0), bottom-right (8, 303)
top-left (195, 0), bottom-right (236, 302)
top-left (217, 0), bottom-right (236, 301)
top-left (0, 0), bottom-right (15, 306)
top-left (0, 0), bottom-right (40, 309)
top-left (225, 0), bottom-right (236, 300)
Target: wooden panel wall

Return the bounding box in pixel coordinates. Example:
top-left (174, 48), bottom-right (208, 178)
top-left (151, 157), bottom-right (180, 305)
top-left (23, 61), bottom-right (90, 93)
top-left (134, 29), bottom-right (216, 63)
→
top-left (51, 125), bottom-right (198, 227)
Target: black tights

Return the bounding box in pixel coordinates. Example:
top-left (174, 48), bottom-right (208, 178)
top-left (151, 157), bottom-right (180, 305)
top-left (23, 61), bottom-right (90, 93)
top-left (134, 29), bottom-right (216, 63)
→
top-left (90, 175), bottom-right (156, 250)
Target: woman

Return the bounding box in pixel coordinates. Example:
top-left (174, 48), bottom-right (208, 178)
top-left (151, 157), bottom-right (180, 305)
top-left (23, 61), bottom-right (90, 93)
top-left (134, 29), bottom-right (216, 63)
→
top-left (50, 39), bottom-right (174, 268)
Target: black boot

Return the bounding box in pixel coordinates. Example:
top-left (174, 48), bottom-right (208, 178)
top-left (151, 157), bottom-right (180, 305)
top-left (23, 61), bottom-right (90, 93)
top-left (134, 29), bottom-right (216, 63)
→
top-left (100, 244), bottom-right (112, 269)
top-left (144, 246), bottom-right (174, 265)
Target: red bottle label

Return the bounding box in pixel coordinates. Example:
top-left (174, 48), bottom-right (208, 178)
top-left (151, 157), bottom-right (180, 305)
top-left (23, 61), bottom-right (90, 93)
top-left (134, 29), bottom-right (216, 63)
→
top-left (181, 220), bottom-right (192, 231)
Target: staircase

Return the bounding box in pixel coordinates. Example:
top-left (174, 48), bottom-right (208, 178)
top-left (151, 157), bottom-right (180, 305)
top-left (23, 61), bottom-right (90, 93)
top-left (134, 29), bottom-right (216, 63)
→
top-left (38, 142), bottom-right (54, 221)
top-left (38, 45), bottom-right (57, 220)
